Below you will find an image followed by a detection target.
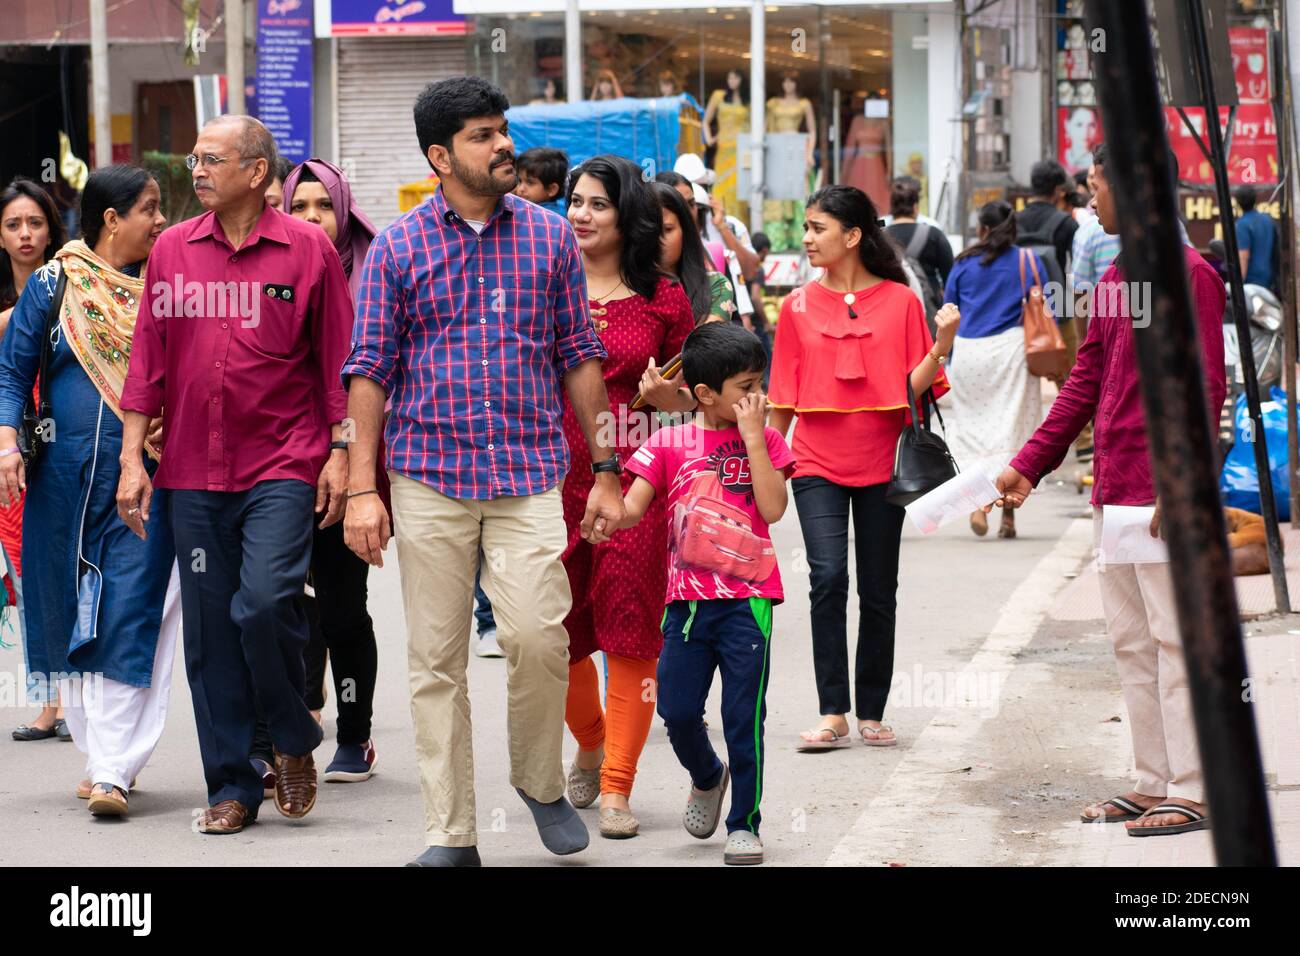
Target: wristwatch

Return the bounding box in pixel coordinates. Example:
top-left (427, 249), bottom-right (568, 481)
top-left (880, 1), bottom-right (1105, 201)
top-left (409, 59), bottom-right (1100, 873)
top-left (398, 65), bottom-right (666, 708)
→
top-left (928, 349), bottom-right (946, 366)
top-left (591, 453), bottom-right (623, 476)
top-left (329, 440), bottom-right (349, 452)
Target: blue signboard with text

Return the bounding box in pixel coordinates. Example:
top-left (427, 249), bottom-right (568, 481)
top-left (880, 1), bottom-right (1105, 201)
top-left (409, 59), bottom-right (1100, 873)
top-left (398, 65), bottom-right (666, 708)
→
top-left (256, 0), bottom-right (314, 164)
top-left (328, 0), bottom-right (465, 35)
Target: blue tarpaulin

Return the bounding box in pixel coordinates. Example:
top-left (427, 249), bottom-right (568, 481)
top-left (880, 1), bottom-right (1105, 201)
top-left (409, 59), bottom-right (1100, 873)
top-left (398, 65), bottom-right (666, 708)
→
top-left (505, 94), bottom-right (702, 178)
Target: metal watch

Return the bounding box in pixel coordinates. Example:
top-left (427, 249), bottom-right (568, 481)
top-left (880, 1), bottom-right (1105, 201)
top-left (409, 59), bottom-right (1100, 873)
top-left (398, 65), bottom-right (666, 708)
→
top-left (591, 453), bottom-right (623, 476)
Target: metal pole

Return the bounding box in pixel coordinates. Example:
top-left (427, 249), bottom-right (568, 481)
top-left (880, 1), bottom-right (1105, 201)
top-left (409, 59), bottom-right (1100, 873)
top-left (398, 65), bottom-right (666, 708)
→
top-left (1274, 17), bottom-right (1300, 527)
top-left (749, 0), bottom-right (765, 235)
top-left (226, 0), bottom-right (246, 114)
top-left (1085, 0), bottom-right (1276, 867)
top-left (1188, 0), bottom-right (1290, 614)
top-left (89, 0), bottom-right (111, 168)
top-left (819, 6), bottom-right (831, 190)
top-left (566, 0), bottom-right (582, 103)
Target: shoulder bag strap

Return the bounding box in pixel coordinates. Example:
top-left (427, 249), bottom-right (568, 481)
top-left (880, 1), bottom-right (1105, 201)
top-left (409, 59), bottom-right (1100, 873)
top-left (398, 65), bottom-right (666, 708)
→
top-left (905, 222), bottom-right (930, 260)
top-left (37, 269), bottom-right (67, 419)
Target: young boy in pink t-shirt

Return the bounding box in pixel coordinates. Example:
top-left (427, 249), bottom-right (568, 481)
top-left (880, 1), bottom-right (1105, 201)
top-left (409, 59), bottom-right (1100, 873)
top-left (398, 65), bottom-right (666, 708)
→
top-left (619, 322), bottom-right (795, 865)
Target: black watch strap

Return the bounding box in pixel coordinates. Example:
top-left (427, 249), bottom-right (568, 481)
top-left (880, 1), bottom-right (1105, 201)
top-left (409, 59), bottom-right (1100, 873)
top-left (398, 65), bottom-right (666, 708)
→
top-left (329, 440), bottom-right (349, 451)
top-left (591, 453), bottom-right (623, 475)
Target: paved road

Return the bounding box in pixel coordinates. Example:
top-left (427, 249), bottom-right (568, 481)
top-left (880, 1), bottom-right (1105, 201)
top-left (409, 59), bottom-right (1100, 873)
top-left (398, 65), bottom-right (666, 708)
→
top-left (0, 463), bottom-right (1099, 867)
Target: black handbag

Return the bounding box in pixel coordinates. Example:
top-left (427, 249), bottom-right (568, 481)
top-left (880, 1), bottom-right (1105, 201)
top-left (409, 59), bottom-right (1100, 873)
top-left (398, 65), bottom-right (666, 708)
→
top-left (885, 378), bottom-right (959, 507)
top-left (18, 269), bottom-right (66, 472)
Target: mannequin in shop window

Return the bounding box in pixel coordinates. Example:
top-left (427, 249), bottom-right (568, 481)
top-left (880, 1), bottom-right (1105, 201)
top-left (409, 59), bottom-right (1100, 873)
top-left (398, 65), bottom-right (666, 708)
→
top-left (842, 90), bottom-right (890, 212)
top-left (658, 71), bottom-right (680, 98)
top-left (702, 68), bottom-right (750, 224)
top-left (762, 72), bottom-right (817, 252)
top-left (530, 76), bottom-right (564, 106)
top-left (590, 69), bottom-right (624, 101)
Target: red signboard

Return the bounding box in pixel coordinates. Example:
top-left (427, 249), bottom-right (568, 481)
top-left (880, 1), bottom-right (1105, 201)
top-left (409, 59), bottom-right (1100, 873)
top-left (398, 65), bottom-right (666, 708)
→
top-left (1059, 28), bottom-right (1278, 185)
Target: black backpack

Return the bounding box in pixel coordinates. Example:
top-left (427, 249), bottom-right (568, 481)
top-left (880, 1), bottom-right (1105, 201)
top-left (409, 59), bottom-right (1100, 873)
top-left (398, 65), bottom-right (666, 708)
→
top-left (1015, 208), bottom-right (1068, 292)
top-left (897, 224), bottom-right (945, 323)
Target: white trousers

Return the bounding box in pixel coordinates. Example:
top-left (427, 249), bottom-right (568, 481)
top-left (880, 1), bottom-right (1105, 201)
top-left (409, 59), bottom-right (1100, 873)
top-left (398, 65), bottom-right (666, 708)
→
top-left (1095, 518), bottom-right (1203, 803)
top-left (59, 563), bottom-right (182, 791)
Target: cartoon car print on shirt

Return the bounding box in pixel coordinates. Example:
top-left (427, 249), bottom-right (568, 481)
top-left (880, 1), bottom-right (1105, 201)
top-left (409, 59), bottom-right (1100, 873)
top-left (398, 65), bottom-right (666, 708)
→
top-left (672, 470), bottom-right (777, 584)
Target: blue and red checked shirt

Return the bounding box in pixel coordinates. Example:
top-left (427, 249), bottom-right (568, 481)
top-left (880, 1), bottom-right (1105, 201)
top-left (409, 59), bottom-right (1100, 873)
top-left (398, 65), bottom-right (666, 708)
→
top-left (341, 188), bottom-right (606, 500)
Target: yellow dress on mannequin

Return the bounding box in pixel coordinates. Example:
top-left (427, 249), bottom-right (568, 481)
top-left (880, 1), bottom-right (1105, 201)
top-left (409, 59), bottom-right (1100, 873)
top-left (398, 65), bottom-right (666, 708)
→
top-left (763, 95), bottom-right (815, 251)
top-left (707, 89), bottom-right (750, 223)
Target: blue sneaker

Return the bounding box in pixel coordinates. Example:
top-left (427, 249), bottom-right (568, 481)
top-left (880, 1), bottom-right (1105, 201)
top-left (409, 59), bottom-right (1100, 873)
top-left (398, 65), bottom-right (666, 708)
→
top-left (324, 739), bottom-right (377, 782)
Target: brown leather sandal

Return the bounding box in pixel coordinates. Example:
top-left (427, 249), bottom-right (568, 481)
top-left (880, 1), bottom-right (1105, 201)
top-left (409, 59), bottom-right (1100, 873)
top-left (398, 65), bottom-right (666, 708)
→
top-left (197, 800), bottom-right (257, 834)
top-left (273, 749), bottom-right (318, 818)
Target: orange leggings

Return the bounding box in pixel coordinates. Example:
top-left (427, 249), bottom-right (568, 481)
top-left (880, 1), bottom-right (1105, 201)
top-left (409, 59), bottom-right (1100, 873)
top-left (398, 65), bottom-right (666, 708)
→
top-left (565, 653), bottom-right (659, 797)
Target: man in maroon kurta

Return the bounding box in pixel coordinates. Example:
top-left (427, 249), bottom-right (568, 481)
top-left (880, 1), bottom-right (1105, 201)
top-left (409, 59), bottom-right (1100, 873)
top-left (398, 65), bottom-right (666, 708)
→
top-left (996, 142), bottom-right (1226, 838)
top-left (117, 116), bottom-right (354, 834)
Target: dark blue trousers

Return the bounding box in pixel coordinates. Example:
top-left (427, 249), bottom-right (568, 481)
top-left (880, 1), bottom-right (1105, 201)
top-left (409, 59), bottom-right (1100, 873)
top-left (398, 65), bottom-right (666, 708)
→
top-left (170, 479), bottom-right (324, 809)
top-left (657, 598), bottom-right (773, 835)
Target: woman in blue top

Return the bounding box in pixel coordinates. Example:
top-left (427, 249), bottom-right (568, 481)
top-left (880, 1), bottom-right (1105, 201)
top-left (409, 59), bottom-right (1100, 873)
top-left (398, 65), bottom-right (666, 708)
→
top-left (0, 165), bottom-right (179, 818)
top-left (943, 201), bottom-right (1047, 539)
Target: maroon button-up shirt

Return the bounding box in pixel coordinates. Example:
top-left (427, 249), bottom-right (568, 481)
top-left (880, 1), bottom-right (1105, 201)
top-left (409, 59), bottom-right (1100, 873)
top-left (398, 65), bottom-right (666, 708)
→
top-left (121, 204), bottom-right (352, 492)
top-left (1011, 244), bottom-right (1226, 506)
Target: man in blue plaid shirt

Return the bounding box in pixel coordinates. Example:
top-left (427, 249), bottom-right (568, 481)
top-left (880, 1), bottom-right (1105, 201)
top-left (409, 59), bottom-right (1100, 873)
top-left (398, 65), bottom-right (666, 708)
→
top-left (341, 76), bottom-right (624, 867)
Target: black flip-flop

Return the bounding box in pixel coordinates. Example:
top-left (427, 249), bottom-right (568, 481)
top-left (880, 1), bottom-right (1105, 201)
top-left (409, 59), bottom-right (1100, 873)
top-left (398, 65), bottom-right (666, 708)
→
top-left (11, 723), bottom-right (57, 741)
top-left (1080, 795), bottom-right (1147, 824)
top-left (1127, 803), bottom-right (1209, 837)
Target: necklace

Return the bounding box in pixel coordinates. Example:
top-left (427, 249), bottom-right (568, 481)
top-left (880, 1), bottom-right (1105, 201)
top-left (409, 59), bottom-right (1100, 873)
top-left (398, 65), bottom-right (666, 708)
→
top-left (589, 279), bottom-right (626, 326)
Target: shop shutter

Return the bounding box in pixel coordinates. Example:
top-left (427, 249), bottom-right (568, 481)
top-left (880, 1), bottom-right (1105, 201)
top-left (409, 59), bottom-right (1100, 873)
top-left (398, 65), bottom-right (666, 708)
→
top-left (337, 37), bottom-right (467, 227)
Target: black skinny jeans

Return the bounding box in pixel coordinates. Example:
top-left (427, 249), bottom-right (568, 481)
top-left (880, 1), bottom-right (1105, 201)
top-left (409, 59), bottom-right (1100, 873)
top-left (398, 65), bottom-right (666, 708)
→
top-left (792, 477), bottom-right (905, 721)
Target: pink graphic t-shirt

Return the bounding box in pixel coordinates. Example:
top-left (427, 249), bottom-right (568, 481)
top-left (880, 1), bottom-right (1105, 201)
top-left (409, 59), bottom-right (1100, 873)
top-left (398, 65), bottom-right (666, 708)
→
top-left (626, 422), bottom-right (796, 603)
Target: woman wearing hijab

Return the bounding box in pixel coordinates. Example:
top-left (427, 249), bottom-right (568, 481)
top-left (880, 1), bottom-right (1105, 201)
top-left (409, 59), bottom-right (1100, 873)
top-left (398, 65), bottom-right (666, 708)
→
top-left (261, 158), bottom-right (382, 785)
top-left (0, 164), bottom-right (179, 817)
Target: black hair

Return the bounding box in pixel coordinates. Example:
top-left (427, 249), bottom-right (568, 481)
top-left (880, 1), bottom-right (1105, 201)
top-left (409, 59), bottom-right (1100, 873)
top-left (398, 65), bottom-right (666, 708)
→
top-left (724, 69), bottom-right (748, 106)
top-left (889, 177), bottom-right (920, 218)
top-left (542, 76), bottom-right (563, 98)
top-left (0, 178), bottom-right (67, 310)
top-left (956, 200), bottom-right (1016, 266)
top-left (1234, 183), bottom-right (1258, 211)
top-left (414, 75), bottom-right (511, 162)
top-left (79, 164), bottom-right (156, 249)
top-left (751, 231), bottom-right (771, 254)
top-left (681, 320), bottom-right (768, 394)
top-left (1073, 168), bottom-right (1089, 189)
top-left (654, 170), bottom-right (691, 190)
top-left (1029, 159), bottom-right (1069, 198)
top-left (652, 181), bottom-right (712, 324)
top-left (566, 154), bottom-right (664, 300)
top-left (804, 185), bottom-right (908, 286)
top-left (1092, 141), bottom-right (1181, 185)
top-left (517, 147), bottom-right (569, 192)
top-left (273, 156), bottom-right (294, 185)
top-left (296, 164), bottom-right (320, 185)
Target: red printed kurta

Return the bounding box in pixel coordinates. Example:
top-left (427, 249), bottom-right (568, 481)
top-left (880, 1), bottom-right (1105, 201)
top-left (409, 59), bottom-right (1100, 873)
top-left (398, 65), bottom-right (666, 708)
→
top-left (562, 276), bottom-right (695, 662)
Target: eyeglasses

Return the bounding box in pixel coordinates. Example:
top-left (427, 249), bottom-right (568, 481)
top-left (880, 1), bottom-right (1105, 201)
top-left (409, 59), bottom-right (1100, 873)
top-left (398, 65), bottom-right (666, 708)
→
top-left (185, 153), bottom-right (231, 171)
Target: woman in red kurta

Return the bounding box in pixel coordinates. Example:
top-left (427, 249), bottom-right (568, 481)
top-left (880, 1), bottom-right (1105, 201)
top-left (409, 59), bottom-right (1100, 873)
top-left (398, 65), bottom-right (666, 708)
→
top-left (562, 156), bottom-right (695, 839)
top-left (768, 185), bottom-right (959, 751)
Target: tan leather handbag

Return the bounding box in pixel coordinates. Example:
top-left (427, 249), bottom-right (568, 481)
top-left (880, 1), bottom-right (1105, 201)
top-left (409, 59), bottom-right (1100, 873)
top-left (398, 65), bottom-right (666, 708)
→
top-left (1020, 248), bottom-right (1068, 379)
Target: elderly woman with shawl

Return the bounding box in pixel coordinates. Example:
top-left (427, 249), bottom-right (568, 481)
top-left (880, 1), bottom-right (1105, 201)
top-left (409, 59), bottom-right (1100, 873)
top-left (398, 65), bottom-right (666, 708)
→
top-left (0, 165), bottom-right (178, 818)
top-left (259, 158), bottom-right (382, 784)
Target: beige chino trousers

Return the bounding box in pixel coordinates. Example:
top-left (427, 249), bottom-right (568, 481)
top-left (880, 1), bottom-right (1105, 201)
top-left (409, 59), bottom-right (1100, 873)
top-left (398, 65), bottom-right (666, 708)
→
top-left (390, 472), bottom-right (573, 847)
top-left (1094, 514), bottom-right (1204, 804)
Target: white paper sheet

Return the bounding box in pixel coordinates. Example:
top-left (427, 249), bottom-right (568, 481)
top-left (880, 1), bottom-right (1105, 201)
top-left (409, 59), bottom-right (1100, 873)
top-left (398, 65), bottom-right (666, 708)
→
top-left (1099, 505), bottom-right (1169, 567)
top-left (905, 467), bottom-right (1003, 534)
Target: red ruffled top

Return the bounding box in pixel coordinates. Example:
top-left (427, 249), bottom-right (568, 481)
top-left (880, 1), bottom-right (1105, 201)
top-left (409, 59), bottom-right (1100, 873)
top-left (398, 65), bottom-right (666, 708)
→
top-left (768, 279), bottom-right (948, 487)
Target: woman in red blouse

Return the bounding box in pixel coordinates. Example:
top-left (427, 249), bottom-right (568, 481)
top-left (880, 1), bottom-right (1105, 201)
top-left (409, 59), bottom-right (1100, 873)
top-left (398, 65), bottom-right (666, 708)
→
top-left (769, 185), bottom-right (959, 750)
top-left (562, 156), bottom-right (695, 838)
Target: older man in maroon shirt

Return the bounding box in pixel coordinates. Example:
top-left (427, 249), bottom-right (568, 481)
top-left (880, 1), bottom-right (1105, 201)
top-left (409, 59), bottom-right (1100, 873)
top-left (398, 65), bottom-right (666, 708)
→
top-left (116, 115), bottom-right (353, 835)
top-left (996, 142), bottom-right (1226, 839)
